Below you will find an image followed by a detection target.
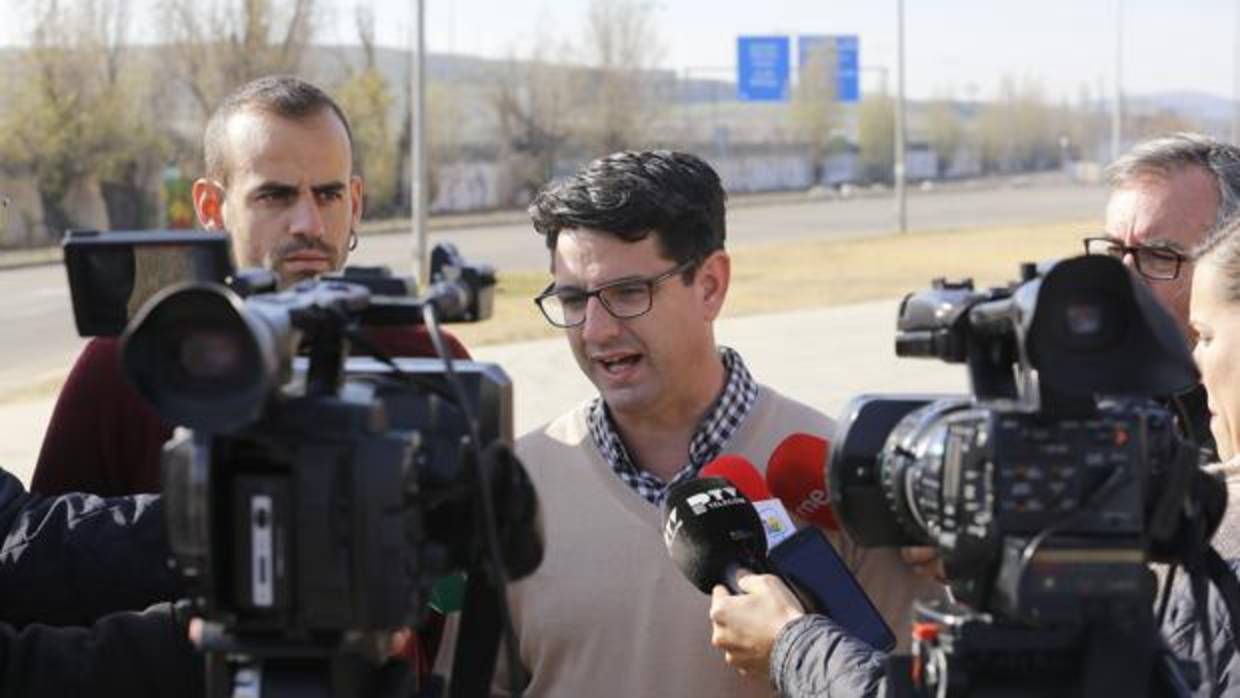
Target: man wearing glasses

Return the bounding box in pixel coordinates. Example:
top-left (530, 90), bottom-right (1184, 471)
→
top-left (1084, 132), bottom-right (1240, 458)
top-left (448, 151), bottom-right (939, 696)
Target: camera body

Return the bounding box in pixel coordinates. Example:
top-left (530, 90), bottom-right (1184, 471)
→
top-left (832, 395), bottom-right (1172, 622)
top-left (158, 355), bottom-right (519, 641)
top-left (827, 255), bottom-right (1218, 696)
top-left (63, 231), bottom-right (542, 694)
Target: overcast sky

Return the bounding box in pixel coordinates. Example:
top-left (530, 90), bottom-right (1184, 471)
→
top-left (2, 0), bottom-right (1236, 102)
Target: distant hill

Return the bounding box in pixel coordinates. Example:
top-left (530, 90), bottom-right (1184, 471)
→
top-left (1128, 90), bottom-right (1235, 123)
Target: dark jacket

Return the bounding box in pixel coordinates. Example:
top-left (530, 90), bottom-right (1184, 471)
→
top-left (0, 603), bottom-right (200, 697)
top-left (768, 565), bottom-right (1240, 698)
top-left (0, 466), bottom-right (198, 695)
top-left (1162, 559), bottom-right (1240, 698)
top-left (770, 613), bottom-right (887, 698)
top-left (0, 468), bottom-right (181, 626)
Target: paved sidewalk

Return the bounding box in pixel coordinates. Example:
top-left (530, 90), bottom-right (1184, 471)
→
top-left (0, 298), bottom-right (968, 487)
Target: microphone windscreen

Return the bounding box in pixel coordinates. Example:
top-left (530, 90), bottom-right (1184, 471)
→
top-left (767, 433), bottom-right (839, 531)
top-left (662, 477), bottom-right (768, 593)
top-left (701, 454), bottom-right (771, 501)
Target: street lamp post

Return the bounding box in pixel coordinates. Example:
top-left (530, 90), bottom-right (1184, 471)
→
top-left (1234, 0), bottom-right (1240, 143)
top-left (894, 0), bottom-right (907, 234)
top-left (1111, 0), bottom-right (1124, 162)
top-left (411, 0), bottom-right (429, 283)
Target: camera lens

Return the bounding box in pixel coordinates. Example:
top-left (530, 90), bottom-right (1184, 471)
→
top-left (178, 330), bottom-right (245, 379)
top-left (122, 283), bottom-right (275, 432)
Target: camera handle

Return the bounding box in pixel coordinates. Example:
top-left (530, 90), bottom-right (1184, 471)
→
top-left (446, 573), bottom-right (507, 698)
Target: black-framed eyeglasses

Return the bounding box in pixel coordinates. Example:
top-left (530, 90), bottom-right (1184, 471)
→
top-left (1082, 236), bottom-right (1186, 281)
top-left (533, 259), bottom-right (696, 328)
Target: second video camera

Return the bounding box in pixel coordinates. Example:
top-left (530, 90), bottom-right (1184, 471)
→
top-left (826, 255), bottom-right (1224, 697)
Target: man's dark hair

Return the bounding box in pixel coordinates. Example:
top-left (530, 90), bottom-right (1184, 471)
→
top-left (203, 75), bottom-right (354, 185)
top-left (528, 150), bottom-right (727, 274)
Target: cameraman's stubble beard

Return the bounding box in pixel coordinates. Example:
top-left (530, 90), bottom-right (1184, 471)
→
top-left (267, 231), bottom-right (351, 288)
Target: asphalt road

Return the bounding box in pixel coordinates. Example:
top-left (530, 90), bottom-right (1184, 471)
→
top-left (0, 180), bottom-right (1105, 397)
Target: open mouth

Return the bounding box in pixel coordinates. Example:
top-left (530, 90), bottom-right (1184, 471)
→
top-left (595, 352), bottom-right (643, 376)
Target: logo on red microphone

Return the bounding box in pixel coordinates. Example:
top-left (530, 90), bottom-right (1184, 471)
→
top-left (794, 489), bottom-right (832, 519)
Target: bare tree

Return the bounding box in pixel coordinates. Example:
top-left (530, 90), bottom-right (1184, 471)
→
top-left (1063, 82), bottom-right (1109, 163)
top-left (468, 0), bottom-right (665, 203)
top-left (577, 0), bottom-right (666, 154)
top-left (789, 43), bottom-right (844, 185)
top-left (334, 4), bottom-right (396, 213)
top-left (0, 0), bottom-right (168, 236)
top-left (925, 94), bottom-right (963, 177)
top-left (858, 94), bottom-right (895, 182)
top-left (976, 76), bottom-right (1061, 172)
top-left (158, 0), bottom-right (318, 119)
top-left (490, 41), bottom-right (583, 201)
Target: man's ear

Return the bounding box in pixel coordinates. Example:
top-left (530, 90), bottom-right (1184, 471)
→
top-left (350, 174), bottom-right (364, 228)
top-left (697, 250), bottom-right (731, 322)
top-left (192, 179), bottom-right (225, 230)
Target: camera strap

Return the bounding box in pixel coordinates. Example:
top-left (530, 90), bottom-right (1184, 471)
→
top-left (448, 572), bottom-right (505, 698)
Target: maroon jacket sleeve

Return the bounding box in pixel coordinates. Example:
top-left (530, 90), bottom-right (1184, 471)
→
top-left (32, 326), bottom-right (471, 689)
top-left (32, 328), bottom-right (472, 498)
top-left (31, 339), bottom-right (172, 497)
top-left (361, 325), bottom-right (472, 360)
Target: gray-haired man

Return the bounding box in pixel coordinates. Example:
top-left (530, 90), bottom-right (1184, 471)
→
top-left (1085, 132), bottom-right (1240, 456)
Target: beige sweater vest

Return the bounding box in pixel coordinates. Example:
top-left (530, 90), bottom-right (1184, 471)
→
top-left (444, 385), bottom-right (943, 697)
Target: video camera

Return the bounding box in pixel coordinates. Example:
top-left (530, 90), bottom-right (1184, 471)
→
top-left (63, 230), bottom-right (543, 698)
top-left (826, 255), bottom-right (1227, 697)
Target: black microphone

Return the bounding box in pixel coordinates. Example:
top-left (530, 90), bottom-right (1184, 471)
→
top-left (663, 471), bottom-right (897, 651)
top-left (661, 477), bottom-right (770, 594)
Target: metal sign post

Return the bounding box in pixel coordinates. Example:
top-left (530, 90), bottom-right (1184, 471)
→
top-left (895, 0), bottom-right (908, 234)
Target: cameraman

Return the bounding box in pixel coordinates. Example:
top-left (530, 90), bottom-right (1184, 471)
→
top-left (1089, 133), bottom-right (1240, 461)
top-left (0, 464), bottom-right (200, 695)
top-left (32, 75), bottom-right (470, 499)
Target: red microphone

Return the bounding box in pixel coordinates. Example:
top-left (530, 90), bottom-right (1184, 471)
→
top-left (701, 454), bottom-right (771, 502)
top-left (766, 433), bottom-right (839, 531)
top-left (701, 454), bottom-right (795, 547)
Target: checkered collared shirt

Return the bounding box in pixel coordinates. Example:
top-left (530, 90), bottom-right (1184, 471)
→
top-left (587, 346), bottom-right (759, 505)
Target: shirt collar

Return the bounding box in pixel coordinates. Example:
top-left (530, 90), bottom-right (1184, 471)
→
top-left (587, 346), bottom-right (759, 505)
